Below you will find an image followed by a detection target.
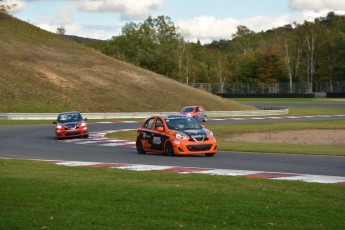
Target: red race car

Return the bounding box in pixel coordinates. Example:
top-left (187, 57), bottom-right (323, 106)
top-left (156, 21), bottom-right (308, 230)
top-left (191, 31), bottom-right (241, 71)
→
top-left (53, 111), bottom-right (89, 140)
top-left (136, 114), bottom-right (217, 157)
top-left (180, 106), bottom-right (207, 122)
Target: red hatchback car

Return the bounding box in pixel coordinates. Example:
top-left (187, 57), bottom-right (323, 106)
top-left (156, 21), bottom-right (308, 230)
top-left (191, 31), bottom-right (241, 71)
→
top-left (53, 111), bottom-right (89, 140)
top-left (136, 114), bottom-right (217, 156)
top-left (180, 106), bottom-right (207, 122)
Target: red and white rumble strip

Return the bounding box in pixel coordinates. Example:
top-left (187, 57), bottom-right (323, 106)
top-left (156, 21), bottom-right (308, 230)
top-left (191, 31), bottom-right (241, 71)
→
top-left (42, 160), bottom-right (345, 185)
top-left (60, 129), bottom-right (137, 148)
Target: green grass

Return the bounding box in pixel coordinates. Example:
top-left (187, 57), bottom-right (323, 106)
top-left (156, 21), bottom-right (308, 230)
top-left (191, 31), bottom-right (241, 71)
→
top-left (107, 120), bottom-right (345, 156)
top-left (1, 159), bottom-right (344, 229)
top-left (287, 107), bottom-right (345, 116)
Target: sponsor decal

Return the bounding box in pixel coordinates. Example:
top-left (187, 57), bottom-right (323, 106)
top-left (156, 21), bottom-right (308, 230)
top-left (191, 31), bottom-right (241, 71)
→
top-left (153, 136), bottom-right (161, 145)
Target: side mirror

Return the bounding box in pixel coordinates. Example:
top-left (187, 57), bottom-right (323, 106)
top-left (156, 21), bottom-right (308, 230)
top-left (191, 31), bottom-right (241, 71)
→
top-left (156, 127), bottom-right (164, 132)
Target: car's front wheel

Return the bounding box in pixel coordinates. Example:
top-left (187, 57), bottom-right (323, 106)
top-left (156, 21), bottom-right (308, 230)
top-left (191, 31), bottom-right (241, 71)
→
top-left (205, 153), bottom-right (215, 157)
top-left (136, 140), bottom-right (146, 154)
top-left (165, 142), bottom-right (175, 156)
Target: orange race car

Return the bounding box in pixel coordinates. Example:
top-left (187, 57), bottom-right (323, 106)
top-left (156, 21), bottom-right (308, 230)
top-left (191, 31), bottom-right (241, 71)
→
top-left (53, 111), bottom-right (89, 140)
top-left (136, 114), bottom-right (217, 157)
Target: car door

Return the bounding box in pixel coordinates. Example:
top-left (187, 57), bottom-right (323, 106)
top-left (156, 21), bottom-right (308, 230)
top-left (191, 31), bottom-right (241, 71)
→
top-left (150, 118), bottom-right (169, 152)
top-left (138, 117), bottom-right (155, 150)
top-left (197, 106), bottom-right (206, 121)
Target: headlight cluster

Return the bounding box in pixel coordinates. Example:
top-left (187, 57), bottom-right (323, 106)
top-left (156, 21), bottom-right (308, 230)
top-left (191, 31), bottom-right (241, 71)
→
top-left (209, 131), bottom-right (215, 138)
top-left (175, 132), bottom-right (188, 140)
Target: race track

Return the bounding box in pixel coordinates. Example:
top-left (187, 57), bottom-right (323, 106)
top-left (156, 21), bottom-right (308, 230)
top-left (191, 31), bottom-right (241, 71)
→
top-left (1, 115), bottom-right (345, 179)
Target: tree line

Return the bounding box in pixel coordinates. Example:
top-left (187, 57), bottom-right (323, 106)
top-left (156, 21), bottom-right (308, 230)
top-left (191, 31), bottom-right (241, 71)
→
top-left (90, 12), bottom-right (344, 93)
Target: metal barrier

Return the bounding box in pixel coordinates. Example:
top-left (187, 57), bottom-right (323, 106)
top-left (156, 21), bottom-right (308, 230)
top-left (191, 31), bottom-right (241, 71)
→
top-left (0, 109), bottom-right (289, 120)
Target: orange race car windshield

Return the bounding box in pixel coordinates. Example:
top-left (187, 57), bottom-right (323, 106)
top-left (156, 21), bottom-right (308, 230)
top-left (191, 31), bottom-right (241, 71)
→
top-left (165, 116), bottom-right (202, 130)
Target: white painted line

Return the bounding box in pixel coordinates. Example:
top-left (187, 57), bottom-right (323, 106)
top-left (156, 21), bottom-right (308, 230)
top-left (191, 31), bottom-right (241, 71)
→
top-left (115, 165), bottom-right (173, 171)
top-left (274, 175), bottom-right (345, 184)
top-left (99, 143), bottom-right (129, 147)
top-left (193, 169), bottom-right (262, 176)
top-left (56, 161), bottom-right (101, 166)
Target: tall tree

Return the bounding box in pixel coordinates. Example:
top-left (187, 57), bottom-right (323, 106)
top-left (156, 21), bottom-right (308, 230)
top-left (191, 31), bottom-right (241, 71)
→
top-left (210, 49), bottom-right (229, 93)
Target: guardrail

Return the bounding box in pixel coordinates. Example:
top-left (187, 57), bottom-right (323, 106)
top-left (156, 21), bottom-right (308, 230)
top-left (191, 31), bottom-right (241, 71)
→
top-left (0, 109), bottom-right (288, 120)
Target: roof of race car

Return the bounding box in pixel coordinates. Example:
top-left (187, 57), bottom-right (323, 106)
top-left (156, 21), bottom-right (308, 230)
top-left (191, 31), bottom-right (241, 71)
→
top-left (58, 111), bottom-right (81, 115)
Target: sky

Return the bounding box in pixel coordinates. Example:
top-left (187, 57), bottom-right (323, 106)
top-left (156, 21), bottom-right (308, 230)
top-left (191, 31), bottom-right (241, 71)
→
top-left (5, 0), bottom-right (345, 44)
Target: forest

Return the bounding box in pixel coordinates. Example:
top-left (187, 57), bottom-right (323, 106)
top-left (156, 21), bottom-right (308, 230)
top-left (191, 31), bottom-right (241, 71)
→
top-left (84, 12), bottom-right (344, 94)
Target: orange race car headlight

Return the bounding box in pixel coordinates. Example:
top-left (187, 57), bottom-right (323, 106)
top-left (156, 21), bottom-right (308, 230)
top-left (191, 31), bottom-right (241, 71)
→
top-left (175, 132), bottom-right (188, 140)
top-left (209, 131), bottom-right (215, 139)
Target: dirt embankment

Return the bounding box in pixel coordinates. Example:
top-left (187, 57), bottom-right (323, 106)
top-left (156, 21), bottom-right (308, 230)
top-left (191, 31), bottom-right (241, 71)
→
top-left (227, 130), bottom-right (345, 146)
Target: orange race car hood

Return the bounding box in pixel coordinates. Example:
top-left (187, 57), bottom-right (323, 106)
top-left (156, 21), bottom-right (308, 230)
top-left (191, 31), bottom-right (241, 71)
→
top-left (180, 129), bottom-right (207, 137)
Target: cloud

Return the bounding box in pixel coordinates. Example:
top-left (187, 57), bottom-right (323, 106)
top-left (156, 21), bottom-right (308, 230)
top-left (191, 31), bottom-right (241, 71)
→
top-left (289, 0), bottom-right (345, 11)
top-left (78, 0), bottom-right (164, 20)
top-left (37, 22), bottom-right (120, 40)
top-left (176, 15), bottom-right (295, 44)
top-left (5, 0), bottom-right (26, 13)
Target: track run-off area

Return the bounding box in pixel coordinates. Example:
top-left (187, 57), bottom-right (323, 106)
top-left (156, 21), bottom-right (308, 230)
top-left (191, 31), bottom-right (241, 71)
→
top-left (1, 112), bottom-right (345, 185)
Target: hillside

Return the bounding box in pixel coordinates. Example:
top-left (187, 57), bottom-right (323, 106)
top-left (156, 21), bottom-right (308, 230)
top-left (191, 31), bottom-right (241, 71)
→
top-left (0, 12), bottom-right (252, 113)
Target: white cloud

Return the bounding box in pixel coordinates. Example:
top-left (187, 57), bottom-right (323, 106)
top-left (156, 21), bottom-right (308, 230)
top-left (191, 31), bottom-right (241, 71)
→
top-left (78, 0), bottom-right (164, 20)
top-left (37, 21), bottom-right (119, 40)
top-left (5, 0), bottom-right (26, 13)
top-left (176, 15), bottom-right (295, 44)
top-left (289, 0), bottom-right (345, 11)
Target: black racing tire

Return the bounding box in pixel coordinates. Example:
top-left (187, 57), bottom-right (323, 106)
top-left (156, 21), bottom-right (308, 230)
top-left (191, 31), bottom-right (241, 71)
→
top-left (165, 142), bottom-right (175, 156)
top-left (136, 141), bottom-right (146, 154)
top-left (203, 116), bottom-right (208, 122)
top-left (84, 134), bottom-right (89, 138)
top-left (205, 153), bottom-right (215, 157)
top-left (56, 135), bottom-right (62, 140)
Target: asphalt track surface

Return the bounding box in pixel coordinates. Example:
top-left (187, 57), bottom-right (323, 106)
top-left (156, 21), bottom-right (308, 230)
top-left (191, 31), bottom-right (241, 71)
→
top-left (1, 115), bottom-right (345, 177)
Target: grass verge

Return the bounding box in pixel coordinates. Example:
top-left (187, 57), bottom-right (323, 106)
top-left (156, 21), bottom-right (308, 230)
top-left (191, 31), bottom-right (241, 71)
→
top-left (1, 159), bottom-right (344, 229)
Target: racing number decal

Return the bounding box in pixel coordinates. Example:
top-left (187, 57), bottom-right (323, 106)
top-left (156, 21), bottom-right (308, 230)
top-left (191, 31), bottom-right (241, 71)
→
top-left (153, 136), bottom-right (161, 145)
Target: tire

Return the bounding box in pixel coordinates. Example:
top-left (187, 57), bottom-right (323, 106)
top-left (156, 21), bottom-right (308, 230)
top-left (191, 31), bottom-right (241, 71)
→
top-left (136, 141), bottom-right (146, 154)
top-left (84, 134), bottom-right (89, 138)
top-left (165, 142), bottom-right (175, 156)
top-left (203, 116), bottom-right (208, 122)
top-left (205, 153), bottom-right (215, 157)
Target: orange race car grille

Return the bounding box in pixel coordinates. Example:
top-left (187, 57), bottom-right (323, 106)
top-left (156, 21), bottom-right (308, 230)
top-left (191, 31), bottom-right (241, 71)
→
top-left (186, 144), bottom-right (213, 152)
top-left (189, 137), bottom-right (209, 142)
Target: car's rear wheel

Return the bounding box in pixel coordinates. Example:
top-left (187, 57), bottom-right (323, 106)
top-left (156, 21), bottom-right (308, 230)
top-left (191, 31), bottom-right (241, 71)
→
top-left (205, 153), bottom-right (215, 157)
top-left (165, 142), bottom-right (175, 156)
top-left (136, 141), bottom-right (146, 154)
